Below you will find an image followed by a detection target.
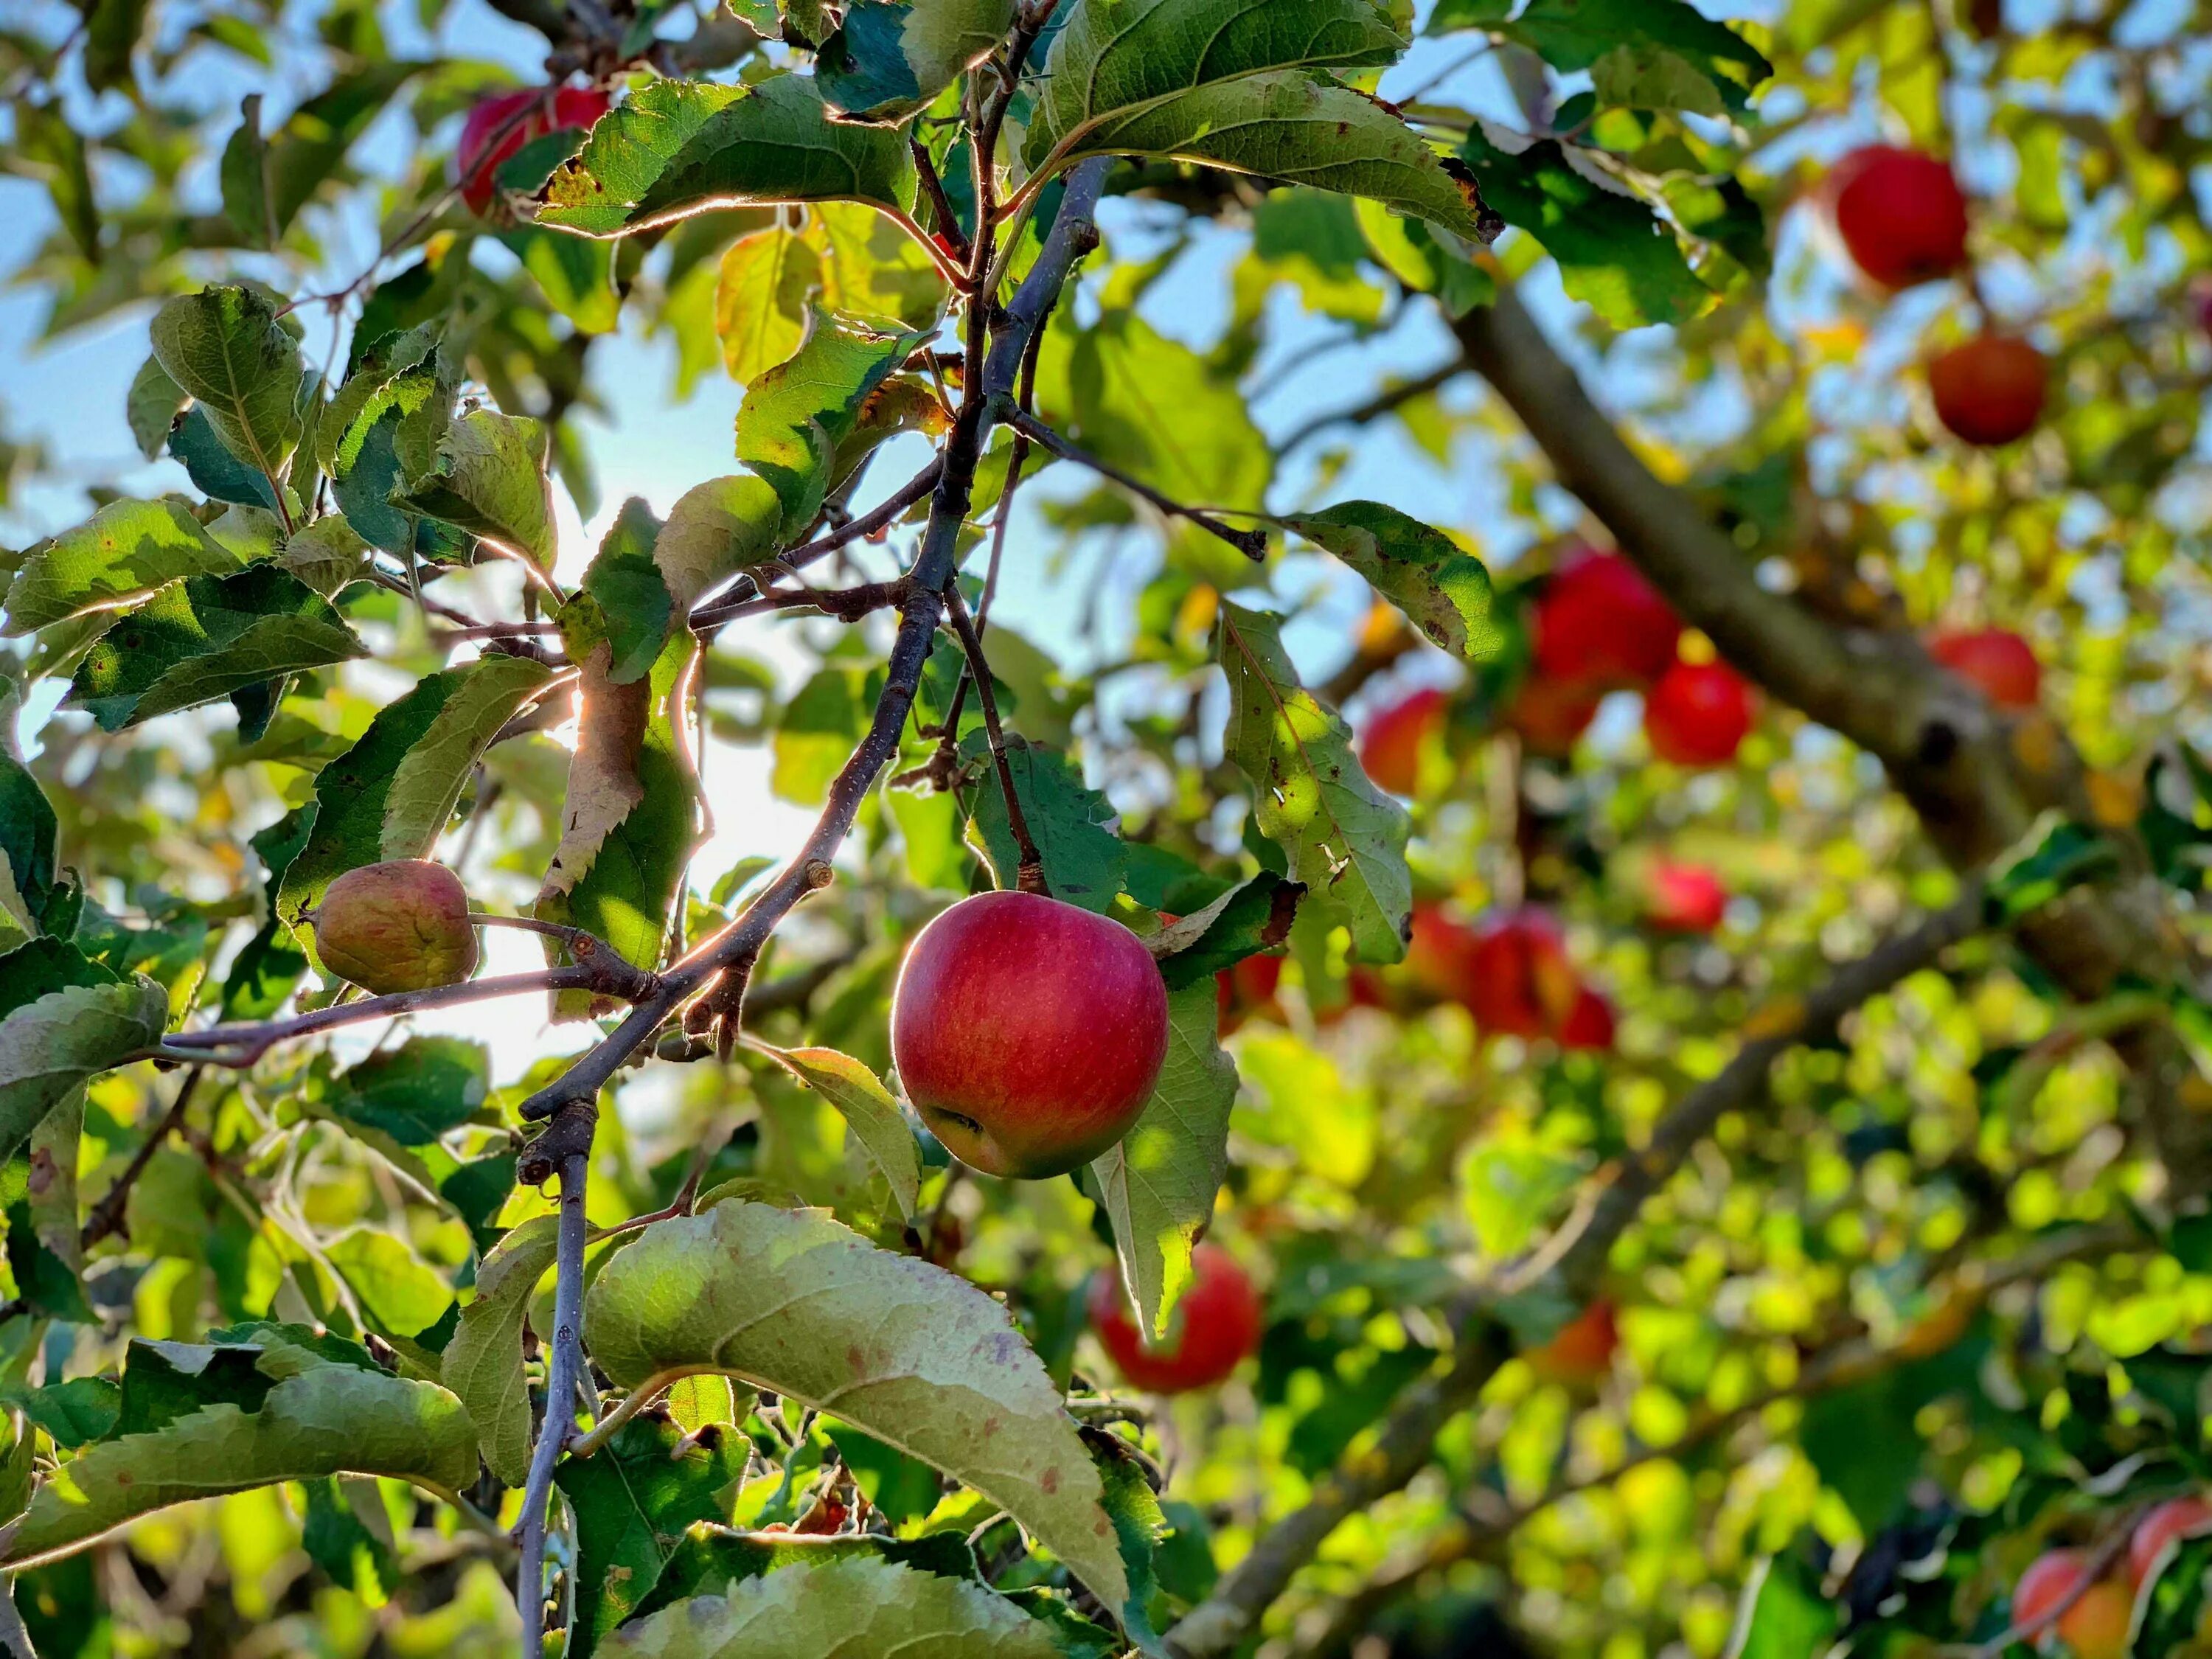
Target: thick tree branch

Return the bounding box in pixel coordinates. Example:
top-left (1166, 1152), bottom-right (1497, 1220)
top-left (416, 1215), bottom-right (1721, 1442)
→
top-left (1448, 285), bottom-right (2203, 1188)
top-left (1164, 885), bottom-right (1990, 1658)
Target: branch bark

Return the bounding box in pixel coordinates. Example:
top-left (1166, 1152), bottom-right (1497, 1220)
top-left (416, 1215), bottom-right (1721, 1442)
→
top-left (1164, 885), bottom-right (1990, 1659)
top-left (1448, 285), bottom-right (2202, 1189)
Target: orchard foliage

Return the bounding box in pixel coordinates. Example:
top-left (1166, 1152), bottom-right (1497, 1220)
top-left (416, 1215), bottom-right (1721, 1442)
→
top-left (0, 0), bottom-right (2210, 1655)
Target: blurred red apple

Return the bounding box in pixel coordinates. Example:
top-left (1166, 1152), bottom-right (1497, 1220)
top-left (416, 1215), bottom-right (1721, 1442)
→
top-left (1404, 902), bottom-right (1483, 1004)
top-left (1928, 335), bottom-right (2047, 445)
top-left (1646, 661), bottom-right (1754, 767)
top-left (1532, 549), bottom-right (1681, 688)
top-left (1646, 860), bottom-right (1727, 933)
top-left (1216, 952), bottom-right (1283, 1035)
top-left (1823, 145), bottom-right (1970, 290)
top-left (457, 86), bottom-right (611, 215)
top-left (1928, 627), bottom-right (2040, 709)
top-left (1505, 672), bottom-right (1604, 758)
top-left (2130, 1495), bottom-right (2212, 1586)
top-left (2014, 1548), bottom-right (2093, 1631)
top-left (1465, 908), bottom-right (1582, 1040)
top-left (891, 891), bottom-right (1168, 1178)
top-left (1359, 686), bottom-right (1447, 796)
top-left (1089, 1242), bottom-right (1262, 1393)
top-left (1559, 986), bottom-right (1615, 1051)
top-left (1527, 1299), bottom-right (1618, 1383)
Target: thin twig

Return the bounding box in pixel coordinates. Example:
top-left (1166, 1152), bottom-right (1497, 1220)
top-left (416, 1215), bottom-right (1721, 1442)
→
top-left (686, 462), bottom-right (943, 635)
top-left (513, 1148), bottom-right (591, 1653)
top-left (994, 404), bottom-right (1268, 560)
top-left (1273, 361), bottom-right (1458, 455)
top-left (943, 586), bottom-right (1046, 893)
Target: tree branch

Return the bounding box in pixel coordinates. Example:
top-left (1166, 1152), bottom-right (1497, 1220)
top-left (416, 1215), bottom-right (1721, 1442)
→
top-left (1448, 283), bottom-right (2204, 1188)
top-left (992, 404), bottom-right (1269, 561)
top-left (1274, 361), bottom-right (1458, 456)
top-left (1164, 883), bottom-right (1991, 1659)
top-left (943, 586), bottom-right (1046, 893)
top-left (686, 461), bottom-right (944, 636)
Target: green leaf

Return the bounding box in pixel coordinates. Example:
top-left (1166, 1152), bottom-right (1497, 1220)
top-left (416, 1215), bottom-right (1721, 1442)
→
top-left (816, 0), bottom-right (1017, 124)
top-left (276, 515), bottom-right (373, 597)
top-left (736, 312), bottom-right (928, 528)
top-left (0, 500), bottom-right (243, 636)
top-left (715, 227), bottom-right (823, 384)
top-left (1986, 818), bottom-right (2120, 925)
top-left (0, 1359), bottom-right (478, 1571)
top-left (321, 327), bottom-right (456, 554)
top-left (958, 732), bottom-right (1127, 912)
top-left (1217, 601), bottom-right (1411, 963)
top-left (327, 1037), bottom-right (490, 1145)
top-left (276, 661), bottom-right (552, 931)
top-left (168, 404), bottom-right (285, 512)
top-left (1043, 72), bottom-right (1500, 247)
top-left (1, 1377), bottom-right (120, 1448)
top-left (600, 1555), bottom-right (1061, 1658)
top-left (1491, 0), bottom-right (1771, 115)
top-left (773, 664), bottom-right (879, 806)
top-left (125, 356), bottom-right (188, 461)
top-left (536, 76), bottom-right (919, 239)
top-left (441, 1213), bottom-right (557, 1487)
top-left (752, 1045), bottom-right (922, 1220)
top-left (1091, 1439), bottom-right (1169, 1652)
top-left (216, 64), bottom-right (422, 243)
top-left (1731, 1552), bottom-right (1838, 1659)
top-left (1457, 129), bottom-right (1709, 329)
top-left (656, 473), bottom-right (787, 610)
top-left (65, 565), bottom-right (364, 731)
top-left (0, 751), bottom-right (58, 939)
top-left (536, 634), bottom-right (702, 1004)
top-left (325, 1228), bottom-right (453, 1339)
top-left (635, 1527), bottom-right (979, 1620)
top-left (147, 285), bottom-right (308, 491)
top-left (0, 977), bottom-right (168, 1166)
top-left (557, 1413), bottom-right (754, 1655)
top-left (389, 408), bottom-right (558, 568)
top-left (1279, 501), bottom-right (1497, 658)
top-left (80, 0), bottom-right (150, 94)
top-left (13, 101), bottom-right (100, 263)
top-left (1025, 0), bottom-right (1407, 168)
top-left (1090, 982), bottom-right (1236, 1343)
top-left (576, 498), bottom-right (674, 684)
top-left (502, 225), bottom-right (622, 335)
top-left (583, 1201), bottom-right (1127, 1609)
top-left (1148, 872), bottom-right (1302, 991)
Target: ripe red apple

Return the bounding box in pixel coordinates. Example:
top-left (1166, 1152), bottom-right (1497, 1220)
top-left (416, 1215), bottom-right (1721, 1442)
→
top-left (1504, 672), bottom-right (1604, 758)
top-left (313, 860), bottom-right (479, 995)
top-left (1646, 860), bottom-right (1727, 933)
top-left (1216, 952), bottom-right (1283, 1036)
top-left (1559, 986), bottom-right (1615, 1051)
top-left (1465, 908), bottom-right (1582, 1040)
top-left (891, 891), bottom-right (1168, 1179)
top-left (1402, 902), bottom-right (1481, 1004)
top-left (456, 86), bottom-right (612, 215)
top-left (1359, 686), bottom-right (1447, 796)
top-left (1928, 335), bottom-right (2047, 445)
top-left (1088, 1242), bottom-right (1262, 1393)
top-left (1526, 1299), bottom-right (1618, 1384)
top-left (1928, 627), bottom-right (2041, 709)
top-left (2016, 1549), bottom-right (2093, 1632)
top-left (1532, 548), bottom-right (1682, 688)
top-left (1645, 660), bottom-right (1754, 767)
top-left (1823, 145), bottom-right (1971, 290)
top-left (2130, 1495), bottom-right (2212, 1585)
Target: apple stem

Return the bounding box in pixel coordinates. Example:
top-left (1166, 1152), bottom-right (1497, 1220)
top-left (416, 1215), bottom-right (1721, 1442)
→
top-left (944, 583), bottom-right (1049, 896)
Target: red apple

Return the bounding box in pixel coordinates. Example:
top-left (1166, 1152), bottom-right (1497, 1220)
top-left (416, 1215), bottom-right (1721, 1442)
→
top-left (1646, 860), bottom-right (1727, 933)
top-left (1089, 1242), bottom-right (1262, 1393)
top-left (1559, 986), bottom-right (1615, 1051)
top-left (891, 891), bottom-right (1168, 1178)
top-left (1928, 335), bottom-right (2047, 446)
top-left (2130, 1496), bottom-right (2212, 1586)
top-left (1403, 902), bottom-right (1482, 1004)
top-left (1359, 687), bottom-right (1447, 796)
top-left (313, 860), bottom-right (479, 995)
top-left (1532, 548), bottom-right (1681, 688)
top-left (1504, 672), bottom-right (1604, 758)
top-left (2015, 1549), bottom-right (2093, 1632)
top-left (456, 86), bottom-right (612, 215)
top-left (1823, 145), bottom-right (1971, 290)
top-left (1527, 1299), bottom-right (1618, 1383)
top-left (1645, 660), bottom-right (1754, 767)
top-left (1465, 908), bottom-right (1582, 1040)
top-left (1928, 627), bottom-right (2041, 709)
top-left (1216, 953), bottom-right (1283, 1035)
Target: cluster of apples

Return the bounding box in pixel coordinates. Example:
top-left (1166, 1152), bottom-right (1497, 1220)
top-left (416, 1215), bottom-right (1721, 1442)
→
top-left (2013, 1496), bottom-right (2212, 1657)
top-left (1359, 547), bottom-right (1756, 778)
top-left (1821, 145), bottom-right (2048, 447)
top-left (1404, 903), bottom-right (1615, 1048)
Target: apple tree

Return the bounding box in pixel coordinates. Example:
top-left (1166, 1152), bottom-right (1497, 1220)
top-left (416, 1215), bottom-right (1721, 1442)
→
top-left (1, 0), bottom-right (2210, 1654)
